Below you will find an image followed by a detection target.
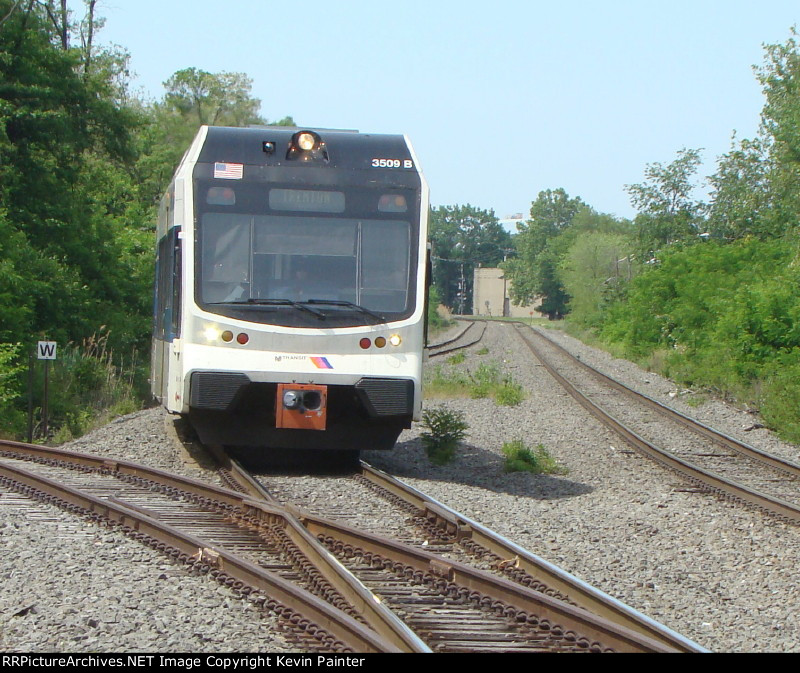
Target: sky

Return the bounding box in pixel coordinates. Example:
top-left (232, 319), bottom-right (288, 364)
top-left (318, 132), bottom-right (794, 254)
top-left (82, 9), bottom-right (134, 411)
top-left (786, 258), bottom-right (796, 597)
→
top-left (87, 0), bottom-right (800, 224)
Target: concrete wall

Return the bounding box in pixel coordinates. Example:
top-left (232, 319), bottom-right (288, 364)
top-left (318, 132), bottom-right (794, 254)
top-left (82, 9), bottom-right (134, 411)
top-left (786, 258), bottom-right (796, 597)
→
top-left (472, 267), bottom-right (541, 318)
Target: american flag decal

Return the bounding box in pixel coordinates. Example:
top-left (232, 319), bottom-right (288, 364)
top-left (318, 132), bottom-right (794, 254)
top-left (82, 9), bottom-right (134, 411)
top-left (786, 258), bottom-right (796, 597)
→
top-left (214, 162), bottom-right (243, 179)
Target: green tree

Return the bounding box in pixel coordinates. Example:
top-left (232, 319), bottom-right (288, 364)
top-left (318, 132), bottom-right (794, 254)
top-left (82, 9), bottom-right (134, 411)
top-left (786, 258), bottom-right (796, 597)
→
top-left (706, 133), bottom-right (774, 240)
top-left (0, 0), bottom-right (151, 359)
top-left (625, 148), bottom-right (705, 259)
top-left (559, 231), bottom-right (634, 326)
top-left (429, 204), bottom-right (511, 312)
top-left (504, 189), bottom-right (586, 317)
top-left (162, 68), bottom-right (265, 127)
top-left (136, 68), bottom-right (294, 208)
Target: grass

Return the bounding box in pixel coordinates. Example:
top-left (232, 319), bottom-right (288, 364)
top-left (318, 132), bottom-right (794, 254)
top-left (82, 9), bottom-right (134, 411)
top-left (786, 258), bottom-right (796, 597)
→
top-left (447, 352), bottom-right (466, 365)
top-left (425, 360), bottom-right (526, 406)
top-left (502, 440), bottom-right (568, 475)
top-left (28, 331), bottom-right (145, 443)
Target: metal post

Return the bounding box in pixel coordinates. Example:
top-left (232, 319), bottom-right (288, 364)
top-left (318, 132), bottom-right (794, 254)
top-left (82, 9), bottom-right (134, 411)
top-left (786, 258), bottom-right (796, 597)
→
top-left (42, 359), bottom-right (49, 440)
top-left (27, 349), bottom-right (33, 443)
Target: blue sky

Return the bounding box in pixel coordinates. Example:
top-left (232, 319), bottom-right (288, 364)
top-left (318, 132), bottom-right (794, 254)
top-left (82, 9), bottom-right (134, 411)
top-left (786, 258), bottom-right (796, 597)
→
top-left (89, 1), bottom-right (799, 223)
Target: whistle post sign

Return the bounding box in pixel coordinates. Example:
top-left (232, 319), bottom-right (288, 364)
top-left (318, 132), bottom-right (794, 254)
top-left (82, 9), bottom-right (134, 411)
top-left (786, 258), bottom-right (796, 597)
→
top-left (37, 341), bottom-right (57, 360)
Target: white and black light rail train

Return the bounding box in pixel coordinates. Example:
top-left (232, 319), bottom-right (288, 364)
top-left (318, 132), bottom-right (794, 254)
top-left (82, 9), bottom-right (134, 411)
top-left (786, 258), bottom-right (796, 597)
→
top-left (151, 125), bottom-right (429, 453)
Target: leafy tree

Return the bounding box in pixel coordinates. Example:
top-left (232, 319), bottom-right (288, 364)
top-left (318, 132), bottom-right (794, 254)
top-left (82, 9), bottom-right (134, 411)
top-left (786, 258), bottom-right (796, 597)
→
top-left (0, 0), bottom-right (151, 428)
top-left (625, 148), bottom-right (705, 259)
top-left (429, 204), bottom-right (511, 312)
top-left (706, 133), bottom-right (774, 240)
top-left (136, 68), bottom-right (295, 208)
top-left (559, 231), bottom-right (634, 326)
top-left (750, 28), bottom-right (800, 237)
top-left (162, 68), bottom-right (265, 127)
top-left (504, 189), bottom-right (586, 317)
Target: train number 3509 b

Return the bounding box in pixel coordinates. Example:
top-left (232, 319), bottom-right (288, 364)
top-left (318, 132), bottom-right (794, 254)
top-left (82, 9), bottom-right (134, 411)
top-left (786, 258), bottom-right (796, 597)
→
top-left (371, 158), bottom-right (413, 168)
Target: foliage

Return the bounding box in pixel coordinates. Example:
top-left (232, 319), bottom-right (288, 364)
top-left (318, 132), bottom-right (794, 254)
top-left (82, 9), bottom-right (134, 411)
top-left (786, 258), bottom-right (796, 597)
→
top-left (39, 332), bottom-right (143, 443)
top-left (0, 342), bottom-right (23, 406)
top-left (426, 359), bottom-right (525, 406)
top-left (505, 191), bottom-right (634, 320)
top-left (425, 365), bottom-right (472, 398)
top-left (0, 2), bottom-right (293, 441)
top-left (760, 352), bottom-right (800, 444)
top-left (597, 239), bottom-right (800, 424)
top-left (504, 189), bottom-right (586, 315)
top-left (494, 379), bottom-right (525, 407)
top-left (429, 204), bottom-right (512, 312)
top-left (559, 231), bottom-right (635, 327)
top-left (502, 440), bottom-right (568, 475)
top-left (420, 406), bottom-right (468, 465)
top-left (624, 148), bottom-right (706, 260)
top-left (426, 284), bottom-right (450, 335)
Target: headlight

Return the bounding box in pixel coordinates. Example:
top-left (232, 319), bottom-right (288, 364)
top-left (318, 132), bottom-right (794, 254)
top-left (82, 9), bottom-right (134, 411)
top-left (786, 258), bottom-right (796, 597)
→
top-left (297, 132), bottom-right (316, 151)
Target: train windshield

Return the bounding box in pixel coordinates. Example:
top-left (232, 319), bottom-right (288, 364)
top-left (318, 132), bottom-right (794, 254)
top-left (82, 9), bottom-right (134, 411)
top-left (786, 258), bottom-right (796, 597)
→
top-left (194, 182), bottom-right (418, 327)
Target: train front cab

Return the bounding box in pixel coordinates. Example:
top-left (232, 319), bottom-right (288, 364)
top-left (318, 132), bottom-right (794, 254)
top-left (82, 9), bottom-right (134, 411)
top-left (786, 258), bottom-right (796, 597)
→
top-left (153, 126), bottom-right (428, 453)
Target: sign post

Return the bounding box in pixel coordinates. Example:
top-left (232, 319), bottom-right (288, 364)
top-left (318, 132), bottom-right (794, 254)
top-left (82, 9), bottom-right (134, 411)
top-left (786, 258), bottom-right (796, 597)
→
top-left (36, 341), bottom-right (57, 440)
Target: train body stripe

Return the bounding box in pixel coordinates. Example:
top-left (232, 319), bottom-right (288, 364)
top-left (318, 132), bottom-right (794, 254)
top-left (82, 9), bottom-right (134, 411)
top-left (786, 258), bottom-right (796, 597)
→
top-left (311, 356), bottom-right (333, 369)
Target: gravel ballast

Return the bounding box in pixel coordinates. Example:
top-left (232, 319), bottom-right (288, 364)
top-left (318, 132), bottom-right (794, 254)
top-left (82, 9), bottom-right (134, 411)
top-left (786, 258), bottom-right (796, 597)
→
top-left (2, 320), bottom-right (800, 652)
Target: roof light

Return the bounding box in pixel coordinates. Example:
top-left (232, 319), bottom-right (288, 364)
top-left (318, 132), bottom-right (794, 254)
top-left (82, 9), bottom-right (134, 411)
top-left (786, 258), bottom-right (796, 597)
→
top-left (286, 130), bottom-right (328, 162)
top-left (297, 132), bottom-right (316, 151)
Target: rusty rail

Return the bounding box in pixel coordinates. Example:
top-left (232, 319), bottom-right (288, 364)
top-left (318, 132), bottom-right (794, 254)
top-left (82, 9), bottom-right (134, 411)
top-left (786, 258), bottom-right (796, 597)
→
top-left (513, 324), bottom-right (800, 526)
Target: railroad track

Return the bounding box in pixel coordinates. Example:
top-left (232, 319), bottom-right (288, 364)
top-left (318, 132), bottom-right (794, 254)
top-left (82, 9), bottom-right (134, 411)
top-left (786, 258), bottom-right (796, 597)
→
top-left (514, 323), bottom-right (800, 525)
top-left (427, 319), bottom-right (487, 358)
top-left (0, 438), bottom-right (702, 653)
top-left (207, 443), bottom-right (704, 652)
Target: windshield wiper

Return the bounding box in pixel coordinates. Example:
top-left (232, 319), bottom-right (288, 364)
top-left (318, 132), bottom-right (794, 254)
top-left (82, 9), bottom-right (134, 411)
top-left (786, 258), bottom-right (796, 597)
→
top-left (205, 298), bottom-right (326, 320)
top-left (304, 299), bottom-right (386, 323)
top-left (246, 298), bottom-right (327, 319)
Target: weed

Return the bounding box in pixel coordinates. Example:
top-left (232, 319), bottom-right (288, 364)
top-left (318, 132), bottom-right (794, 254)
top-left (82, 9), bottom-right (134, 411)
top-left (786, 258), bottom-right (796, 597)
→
top-left (420, 406), bottom-right (468, 465)
top-left (495, 379), bottom-right (525, 406)
top-left (447, 352), bottom-right (466, 365)
top-left (425, 365), bottom-right (472, 398)
top-left (476, 347), bottom-right (489, 355)
top-left (502, 440), bottom-right (568, 475)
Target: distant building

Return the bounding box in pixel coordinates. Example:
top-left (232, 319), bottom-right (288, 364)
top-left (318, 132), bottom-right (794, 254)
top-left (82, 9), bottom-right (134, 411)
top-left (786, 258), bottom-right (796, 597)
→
top-left (472, 267), bottom-right (541, 318)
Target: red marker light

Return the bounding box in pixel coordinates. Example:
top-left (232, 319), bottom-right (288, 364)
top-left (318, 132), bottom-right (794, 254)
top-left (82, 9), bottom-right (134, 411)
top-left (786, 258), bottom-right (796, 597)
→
top-left (359, 338), bottom-right (371, 349)
top-left (236, 333), bottom-right (249, 345)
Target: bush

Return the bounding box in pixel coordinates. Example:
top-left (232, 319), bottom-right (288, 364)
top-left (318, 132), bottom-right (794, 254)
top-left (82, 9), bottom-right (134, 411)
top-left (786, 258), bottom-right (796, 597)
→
top-left (0, 343), bottom-right (23, 406)
top-left (502, 440), bottom-right (568, 474)
top-left (593, 239), bottom-right (800, 439)
top-left (23, 331), bottom-right (144, 442)
top-left (760, 352), bottom-right (800, 444)
top-left (420, 406), bottom-right (468, 465)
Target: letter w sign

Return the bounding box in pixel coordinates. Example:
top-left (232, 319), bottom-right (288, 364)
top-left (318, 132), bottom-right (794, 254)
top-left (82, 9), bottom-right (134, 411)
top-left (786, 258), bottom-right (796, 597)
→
top-left (37, 341), bottom-right (57, 360)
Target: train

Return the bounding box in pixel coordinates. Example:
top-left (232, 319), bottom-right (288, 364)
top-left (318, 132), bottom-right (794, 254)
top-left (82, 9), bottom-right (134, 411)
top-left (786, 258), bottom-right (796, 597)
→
top-left (151, 125), bottom-right (429, 456)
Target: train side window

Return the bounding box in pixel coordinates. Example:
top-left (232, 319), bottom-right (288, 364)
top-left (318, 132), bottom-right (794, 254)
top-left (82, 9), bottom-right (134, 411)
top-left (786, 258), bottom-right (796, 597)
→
top-left (171, 231), bottom-right (182, 337)
top-left (155, 227), bottom-right (181, 340)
